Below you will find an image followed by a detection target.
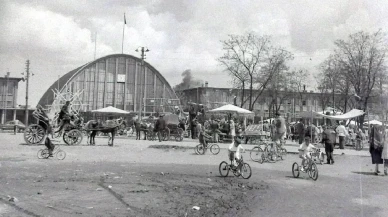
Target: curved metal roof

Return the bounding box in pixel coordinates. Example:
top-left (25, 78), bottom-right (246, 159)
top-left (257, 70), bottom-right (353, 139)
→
top-left (37, 54), bottom-right (178, 107)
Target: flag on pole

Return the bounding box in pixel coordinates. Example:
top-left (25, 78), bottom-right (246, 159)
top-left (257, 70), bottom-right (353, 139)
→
top-left (124, 13), bottom-right (126, 24)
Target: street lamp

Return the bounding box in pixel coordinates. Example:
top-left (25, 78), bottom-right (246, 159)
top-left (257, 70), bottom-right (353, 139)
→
top-left (135, 47), bottom-right (149, 120)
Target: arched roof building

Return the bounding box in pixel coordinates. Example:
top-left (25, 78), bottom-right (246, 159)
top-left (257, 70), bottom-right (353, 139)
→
top-left (38, 54), bottom-right (180, 115)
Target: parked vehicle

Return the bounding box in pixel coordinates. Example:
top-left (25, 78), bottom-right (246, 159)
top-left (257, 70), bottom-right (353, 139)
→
top-left (0, 120), bottom-right (26, 132)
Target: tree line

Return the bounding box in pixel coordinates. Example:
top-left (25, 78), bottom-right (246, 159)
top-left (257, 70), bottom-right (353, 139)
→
top-left (218, 31), bottom-right (388, 122)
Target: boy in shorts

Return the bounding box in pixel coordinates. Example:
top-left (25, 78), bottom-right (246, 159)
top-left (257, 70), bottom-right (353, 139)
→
top-left (299, 136), bottom-right (317, 172)
top-left (228, 136), bottom-right (245, 168)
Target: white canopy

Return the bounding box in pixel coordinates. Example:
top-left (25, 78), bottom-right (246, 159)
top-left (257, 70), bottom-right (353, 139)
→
top-left (314, 109), bottom-right (364, 120)
top-left (364, 120), bottom-right (383, 125)
top-left (91, 106), bottom-right (130, 114)
top-left (208, 104), bottom-right (253, 115)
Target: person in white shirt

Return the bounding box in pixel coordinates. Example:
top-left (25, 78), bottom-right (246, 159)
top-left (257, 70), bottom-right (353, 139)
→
top-left (228, 136), bottom-right (245, 168)
top-left (229, 119), bottom-right (236, 142)
top-left (299, 136), bottom-right (317, 172)
top-left (336, 122), bottom-right (348, 149)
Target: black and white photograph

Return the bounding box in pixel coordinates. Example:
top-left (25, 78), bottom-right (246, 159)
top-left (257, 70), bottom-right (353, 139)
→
top-left (1, 0), bottom-right (388, 216)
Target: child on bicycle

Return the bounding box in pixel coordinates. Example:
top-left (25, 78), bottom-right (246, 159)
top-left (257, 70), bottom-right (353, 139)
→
top-left (197, 120), bottom-right (212, 151)
top-left (228, 136), bottom-right (245, 168)
top-left (299, 136), bottom-right (317, 172)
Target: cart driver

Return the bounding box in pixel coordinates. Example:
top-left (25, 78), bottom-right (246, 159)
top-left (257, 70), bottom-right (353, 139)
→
top-left (56, 101), bottom-right (72, 136)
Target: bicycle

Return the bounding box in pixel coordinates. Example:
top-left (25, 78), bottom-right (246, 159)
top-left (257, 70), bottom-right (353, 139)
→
top-left (195, 143), bottom-right (220, 155)
top-left (310, 146), bottom-right (324, 165)
top-left (219, 156), bottom-right (252, 179)
top-left (37, 145), bottom-right (66, 160)
top-left (292, 154), bottom-right (319, 181)
top-left (250, 141), bottom-right (287, 163)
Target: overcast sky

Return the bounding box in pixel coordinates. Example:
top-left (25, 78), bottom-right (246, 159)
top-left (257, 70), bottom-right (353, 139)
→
top-left (1, 0), bottom-right (387, 106)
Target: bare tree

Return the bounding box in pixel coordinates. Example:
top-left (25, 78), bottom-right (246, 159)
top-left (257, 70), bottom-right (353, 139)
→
top-left (218, 33), bottom-right (272, 110)
top-left (335, 31), bottom-right (387, 122)
top-left (318, 31), bottom-right (388, 123)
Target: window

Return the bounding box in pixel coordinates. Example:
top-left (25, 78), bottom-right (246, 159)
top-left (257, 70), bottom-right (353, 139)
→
top-left (302, 100), bottom-right (306, 106)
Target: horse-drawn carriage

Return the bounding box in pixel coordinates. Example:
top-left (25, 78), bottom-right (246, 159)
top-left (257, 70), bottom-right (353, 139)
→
top-left (23, 105), bottom-right (84, 146)
top-left (146, 114), bottom-right (184, 141)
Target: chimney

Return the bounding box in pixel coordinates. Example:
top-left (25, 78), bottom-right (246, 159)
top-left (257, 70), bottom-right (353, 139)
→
top-left (205, 81), bottom-right (208, 87)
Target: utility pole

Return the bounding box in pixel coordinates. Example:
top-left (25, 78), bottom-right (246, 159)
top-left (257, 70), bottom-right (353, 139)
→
top-left (135, 47), bottom-right (149, 120)
top-left (24, 60), bottom-right (31, 126)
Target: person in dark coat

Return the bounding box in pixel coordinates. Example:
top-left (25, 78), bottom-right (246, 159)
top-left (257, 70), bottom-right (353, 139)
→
top-left (322, 125), bottom-right (336, 164)
top-left (155, 115), bottom-right (166, 142)
top-left (295, 119), bottom-right (305, 144)
top-left (369, 125), bottom-right (384, 175)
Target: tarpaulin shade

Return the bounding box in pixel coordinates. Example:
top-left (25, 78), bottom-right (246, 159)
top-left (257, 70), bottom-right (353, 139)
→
top-left (314, 109), bottom-right (364, 120)
top-left (91, 106), bottom-right (130, 114)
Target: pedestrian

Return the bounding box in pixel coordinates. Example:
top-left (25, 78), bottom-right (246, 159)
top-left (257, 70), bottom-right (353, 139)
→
top-left (154, 114), bottom-right (166, 142)
top-left (336, 121), bottom-right (348, 149)
top-left (382, 126), bottom-right (388, 176)
top-left (230, 119), bottom-right (236, 142)
top-left (191, 118), bottom-right (197, 139)
top-left (369, 125), bottom-right (384, 175)
top-left (322, 125), bottom-right (336, 164)
top-left (13, 119), bottom-right (19, 135)
top-left (295, 119), bottom-right (305, 144)
top-left (274, 113), bottom-right (286, 146)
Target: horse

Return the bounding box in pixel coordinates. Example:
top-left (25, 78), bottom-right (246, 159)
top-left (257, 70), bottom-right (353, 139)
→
top-left (84, 118), bottom-right (126, 146)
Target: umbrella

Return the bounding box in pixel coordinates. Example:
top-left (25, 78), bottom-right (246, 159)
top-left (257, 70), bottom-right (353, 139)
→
top-left (208, 104), bottom-right (253, 115)
top-left (91, 106), bottom-right (130, 114)
top-left (364, 120), bottom-right (383, 125)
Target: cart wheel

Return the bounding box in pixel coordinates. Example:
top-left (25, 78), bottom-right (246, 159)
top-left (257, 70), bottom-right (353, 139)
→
top-left (56, 150), bottom-right (66, 160)
top-left (292, 162), bottom-right (300, 178)
top-left (210, 144), bottom-right (220, 155)
top-left (24, 124), bottom-right (46, 145)
top-left (308, 162), bottom-right (319, 181)
top-left (219, 161), bottom-right (230, 177)
top-left (37, 149), bottom-right (49, 159)
top-left (63, 129), bottom-right (83, 145)
top-left (240, 163), bottom-right (252, 179)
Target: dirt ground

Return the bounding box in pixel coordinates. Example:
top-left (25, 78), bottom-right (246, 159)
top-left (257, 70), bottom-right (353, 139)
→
top-left (2, 134), bottom-right (388, 217)
top-left (0, 135), bottom-right (267, 217)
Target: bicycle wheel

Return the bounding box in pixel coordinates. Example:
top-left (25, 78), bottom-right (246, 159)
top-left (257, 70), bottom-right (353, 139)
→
top-left (219, 161), bottom-right (230, 177)
top-left (308, 162), bottom-right (319, 181)
top-left (292, 162), bottom-right (300, 178)
top-left (210, 144), bottom-right (220, 155)
top-left (265, 146), bottom-right (276, 162)
top-left (240, 163), bottom-right (252, 179)
top-left (56, 150), bottom-right (66, 160)
top-left (196, 144), bottom-right (205, 155)
top-left (37, 149), bottom-right (49, 159)
top-left (250, 147), bottom-right (264, 163)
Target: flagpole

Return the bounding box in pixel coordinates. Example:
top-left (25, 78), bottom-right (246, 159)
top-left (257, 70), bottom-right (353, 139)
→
top-left (122, 13), bottom-right (126, 54)
top-left (94, 32), bottom-right (97, 60)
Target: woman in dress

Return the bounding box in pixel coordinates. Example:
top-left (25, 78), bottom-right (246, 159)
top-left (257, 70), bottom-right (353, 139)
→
top-left (369, 125), bottom-right (384, 175)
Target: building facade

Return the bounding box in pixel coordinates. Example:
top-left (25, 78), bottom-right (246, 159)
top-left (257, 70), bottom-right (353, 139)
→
top-left (38, 54), bottom-right (180, 118)
top-left (180, 86), bottom-right (388, 122)
top-left (0, 73), bottom-right (26, 124)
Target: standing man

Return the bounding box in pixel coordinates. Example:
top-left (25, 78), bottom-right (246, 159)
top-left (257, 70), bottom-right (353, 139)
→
top-left (274, 113), bottom-right (286, 145)
top-left (155, 114), bottom-right (166, 142)
top-left (322, 126), bottom-right (336, 164)
top-left (13, 119), bottom-right (19, 135)
top-left (336, 121), bottom-right (348, 149)
top-left (295, 119), bottom-right (305, 144)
